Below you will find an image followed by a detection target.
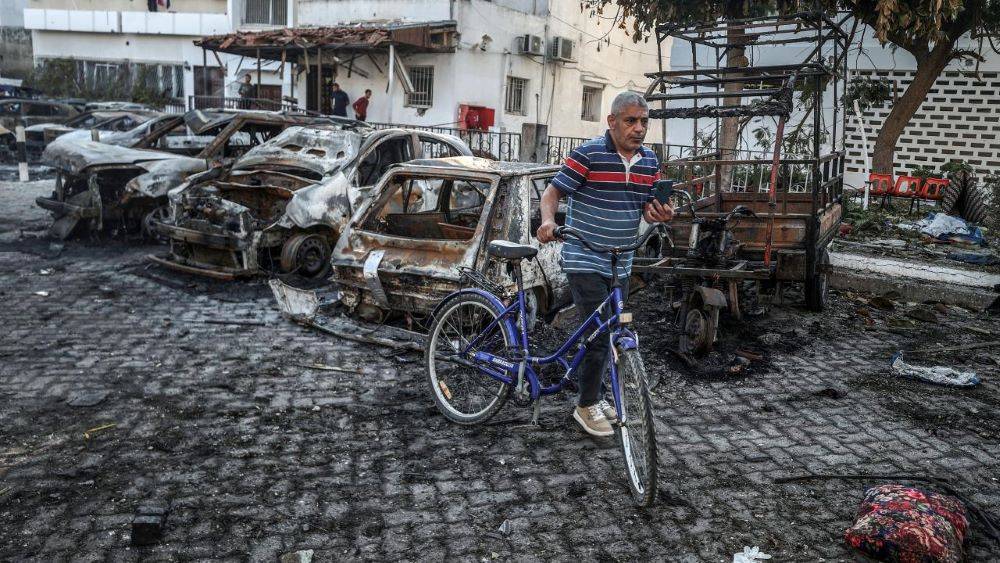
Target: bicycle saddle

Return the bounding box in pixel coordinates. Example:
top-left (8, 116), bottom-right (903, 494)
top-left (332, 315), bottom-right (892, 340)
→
top-left (487, 239), bottom-right (538, 261)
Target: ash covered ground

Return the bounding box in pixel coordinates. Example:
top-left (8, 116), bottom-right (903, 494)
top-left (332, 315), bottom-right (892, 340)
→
top-left (2, 178), bottom-right (999, 561)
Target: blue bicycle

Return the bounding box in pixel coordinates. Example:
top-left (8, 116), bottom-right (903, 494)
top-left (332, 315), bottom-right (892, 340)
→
top-left (424, 224), bottom-right (664, 506)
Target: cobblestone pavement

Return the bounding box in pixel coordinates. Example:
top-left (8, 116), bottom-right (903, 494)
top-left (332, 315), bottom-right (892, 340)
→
top-left (2, 180), bottom-right (999, 561)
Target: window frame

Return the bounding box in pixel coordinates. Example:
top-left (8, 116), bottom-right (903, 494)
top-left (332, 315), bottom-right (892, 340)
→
top-left (405, 66), bottom-right (435, 108)
top-left (581, 85), bottom-right (603, 122)
top-left (505, 76), bottom-right (529, 116)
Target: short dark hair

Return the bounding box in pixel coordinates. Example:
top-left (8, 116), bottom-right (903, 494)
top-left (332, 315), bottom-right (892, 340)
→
top-left (332, 82), bottom-right (340, 87)
top-left (365, 89), bottom-right (372, 94)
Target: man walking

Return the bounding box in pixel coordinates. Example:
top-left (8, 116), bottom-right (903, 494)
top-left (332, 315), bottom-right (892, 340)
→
top-left (330, 83), bottom-right (350, 117)
top-left (536, 91), bottom-right (673, 437)
top-left (352, 89), bottom-right (372, 121)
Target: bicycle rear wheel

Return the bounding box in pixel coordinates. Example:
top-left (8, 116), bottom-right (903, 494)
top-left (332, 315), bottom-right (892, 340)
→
top-left (425, 292), bottom-right (514, 425)
top-left (613, 347), bottom-right (658, 507)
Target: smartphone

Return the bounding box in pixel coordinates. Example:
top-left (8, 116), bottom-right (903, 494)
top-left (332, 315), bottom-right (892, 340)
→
top-left (652, 179), bottom-right (674, 205)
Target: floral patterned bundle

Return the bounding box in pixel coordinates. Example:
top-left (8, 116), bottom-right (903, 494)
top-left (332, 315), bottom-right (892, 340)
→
top-left (844, 484), bottom-right (969, 563)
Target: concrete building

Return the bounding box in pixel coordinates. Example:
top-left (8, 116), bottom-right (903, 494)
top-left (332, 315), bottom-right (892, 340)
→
top-left (23, 0), bottom-right (666, 143)
top-left (1, 0), bottom-right (33, 82)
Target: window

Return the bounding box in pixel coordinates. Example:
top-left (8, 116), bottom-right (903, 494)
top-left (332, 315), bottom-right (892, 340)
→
top-left (243, 0), bottom-right (287, 25)
top-left (363, 174), bottom-right (491, 240)
top-left (505, 76), bottom-right (528, 115)
top-left (581, 86), bottom-right (602, 121)
top-left (406, 66), bottom-right (434, 108)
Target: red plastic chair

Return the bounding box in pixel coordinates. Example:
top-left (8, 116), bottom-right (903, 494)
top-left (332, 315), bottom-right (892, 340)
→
top-left (921, 177), bottom-right (948, 201)
top-left (866, 173), bottom-right (893, 196)
top-left (893, 175), bottom-right (923, 213)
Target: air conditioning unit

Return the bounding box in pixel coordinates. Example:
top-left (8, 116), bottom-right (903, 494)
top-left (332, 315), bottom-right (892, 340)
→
top-left (517, 34), bottom-right (544, 56)
top-left (549, 36), bottom-right (575, 61)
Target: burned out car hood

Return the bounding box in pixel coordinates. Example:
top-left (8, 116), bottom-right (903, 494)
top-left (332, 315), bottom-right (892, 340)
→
top-left (233, 127), bottom-right (362, 178)
top-left (43, 138), bottom-right (200, 175)
top-left (124, 158), bottom-right (209, 198)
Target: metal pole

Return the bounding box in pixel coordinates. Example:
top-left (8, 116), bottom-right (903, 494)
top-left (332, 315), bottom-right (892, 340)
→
top-left (257, 47), bottom-right (262, 107)
top-left (656, 32), bottom-right (667, 161)
top-left (201, 48), bottom-right (208, 107)
top-left (764, 116), bottom-right (786, 267)
top-left (316, 47), bottom-right (322, 113)
top-left (387, 44), bottom-right (395, 123)
top-left (15, 124), bottom-right (28, 182)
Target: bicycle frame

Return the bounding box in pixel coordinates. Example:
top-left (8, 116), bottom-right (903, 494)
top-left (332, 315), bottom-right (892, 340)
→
top-left (461, 275), bottom-right (638, 410)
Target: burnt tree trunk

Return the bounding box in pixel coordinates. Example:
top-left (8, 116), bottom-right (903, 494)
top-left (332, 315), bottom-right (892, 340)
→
top-left (871, 38), bottom-right (957, 174)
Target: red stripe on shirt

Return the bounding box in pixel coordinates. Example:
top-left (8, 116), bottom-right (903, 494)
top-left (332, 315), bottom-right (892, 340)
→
top-left (587, 171), bottom-right (628, 183)
top-left (565, 156), bottom-right (588, 176)
top-left (631, 173), bottom-right (656, 185)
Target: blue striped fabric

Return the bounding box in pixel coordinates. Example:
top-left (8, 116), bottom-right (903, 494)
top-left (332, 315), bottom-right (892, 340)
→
top-left (550, 131), bottom-right (659, 278)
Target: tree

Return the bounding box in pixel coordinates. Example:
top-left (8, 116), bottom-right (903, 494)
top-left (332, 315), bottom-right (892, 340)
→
top-left (842, 0), bottom-right (1000, 173)
top-left (589, 0), bottom-right (1000, 174)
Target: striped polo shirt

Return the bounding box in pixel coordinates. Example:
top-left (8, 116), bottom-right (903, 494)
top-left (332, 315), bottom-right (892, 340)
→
top-left (550, 130), bottom-right (659, 278)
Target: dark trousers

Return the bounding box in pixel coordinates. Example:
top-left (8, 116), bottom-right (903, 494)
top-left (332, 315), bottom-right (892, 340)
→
top-left (567, 272), bottom-right (629, 408)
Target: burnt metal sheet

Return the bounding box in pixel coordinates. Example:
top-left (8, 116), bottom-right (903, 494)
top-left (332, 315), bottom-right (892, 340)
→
top-left (363, 250), bottom-right (390, 307)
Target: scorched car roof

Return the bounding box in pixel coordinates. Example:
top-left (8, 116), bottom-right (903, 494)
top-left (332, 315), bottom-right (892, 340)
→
top-left (404, 156), bottom-right (559, 176)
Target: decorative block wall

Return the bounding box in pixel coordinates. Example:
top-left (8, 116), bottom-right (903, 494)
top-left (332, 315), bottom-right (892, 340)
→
top-left (845, 69), bottom-right (1000, 179)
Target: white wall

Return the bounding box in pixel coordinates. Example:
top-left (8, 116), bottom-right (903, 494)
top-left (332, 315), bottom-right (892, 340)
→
top-left (293, 0), bottom-right (665, 141)
top-left (1, 0), bottom-right (28, 27)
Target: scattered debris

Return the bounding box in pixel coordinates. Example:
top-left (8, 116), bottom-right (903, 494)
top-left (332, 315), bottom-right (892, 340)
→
top-left (947, 250), bottom-right (999, 266)
top-left (845, 485), bottom-right (967, 563)
top-left (912, 213), bottom-right (984, 246)
top-left (732, 546), bottom-right (772, 563)
top-left (496, 520), bottom-right (512, 537)
top-left (131, 504), bottom-right (169, 546)
top-left (734, 349), bottom-right (764, 362)
top-left (890, 352), bottom-right (980, 387)
top-left (905, 307), bottom-right (938, 323)
top-left (812, 387), bottom-right (847, 400)
top-left (82, 423), bottom-right (117, 439)
top-left (39, 269), bottom-right (52, 275)
top-left (905, 340), bottom-right (1000, 355)
top-left (32, 290), bottom-right (49, 297)
top-left (759, 333), bottom-right (781, 346)
top-left (66, 390), bottom-right (108, 407)
top-left (197, 319), bottom-right (267, 327)
top-left (295, 363), bottom-right (356, 374)
top-left (868, 295), bottom-right (895, 310)
top-left (280, 549), bottom-right (314, 563)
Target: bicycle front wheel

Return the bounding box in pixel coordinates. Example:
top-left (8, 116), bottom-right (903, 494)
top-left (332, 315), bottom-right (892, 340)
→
top-left (425, 292), bottom-right (514, 425)
top-left (613, 347), bottom-right (658, 507)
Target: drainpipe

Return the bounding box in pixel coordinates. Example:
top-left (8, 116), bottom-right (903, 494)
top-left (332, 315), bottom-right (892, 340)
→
top-left (537, 23), bottom-right (548, 125)
top-left (497, 50), bottom-right (510, 131)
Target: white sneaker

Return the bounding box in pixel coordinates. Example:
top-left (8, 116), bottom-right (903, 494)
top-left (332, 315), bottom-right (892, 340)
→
top-left (598, 399), bottom-right (617, 421)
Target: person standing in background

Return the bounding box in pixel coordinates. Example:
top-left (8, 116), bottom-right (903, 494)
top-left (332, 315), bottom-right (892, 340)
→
top-left (352, 89), bottom-right (372, 121)
top-left (237, 74), bottom-right (255, 109)
top-left (331, 83), bottom-right (350, 117)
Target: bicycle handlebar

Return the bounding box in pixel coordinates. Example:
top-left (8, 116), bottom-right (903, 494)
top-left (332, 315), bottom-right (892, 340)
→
top-left (555, 223), bottom-right (666, 255)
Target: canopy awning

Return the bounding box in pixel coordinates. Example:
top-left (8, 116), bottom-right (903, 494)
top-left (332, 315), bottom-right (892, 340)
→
top-left (194, 20), bottom-right (458, 61)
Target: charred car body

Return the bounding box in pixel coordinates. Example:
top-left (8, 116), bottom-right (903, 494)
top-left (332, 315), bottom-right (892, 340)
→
top-left (24, 110), bottom-right (159, 160)
top-left (36, 109), bottom-right (362, 239)
top-left (149, 127), bottom-right (472, 279)
top-left (331, 157), bottom-right (572, 322)
top-left (1, 99), bottom-right (79, 160)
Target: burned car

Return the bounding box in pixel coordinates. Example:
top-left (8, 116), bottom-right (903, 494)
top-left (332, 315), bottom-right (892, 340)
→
top-left (0, 99), bottom-right (79, 160)
top-left (330, 157), bottom-right (573, 323)
top-left (149, 126), bottom-right (471, 279)
top-left (24, 110), bottom-right (159, 160)
top-left (36, 109), bottom-right (360, 239)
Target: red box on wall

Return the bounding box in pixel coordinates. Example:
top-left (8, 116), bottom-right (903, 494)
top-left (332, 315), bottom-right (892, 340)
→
top-left (458, 104), bottom-right (495, 130)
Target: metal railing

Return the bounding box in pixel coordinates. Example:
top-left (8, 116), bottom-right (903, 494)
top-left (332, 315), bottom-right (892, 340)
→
top-left (545, 136), bottom-right (704, 166)
top-left (369, 122), bottom-right (521, 161)
top-left (187, 95), bottom-right (300, 112)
